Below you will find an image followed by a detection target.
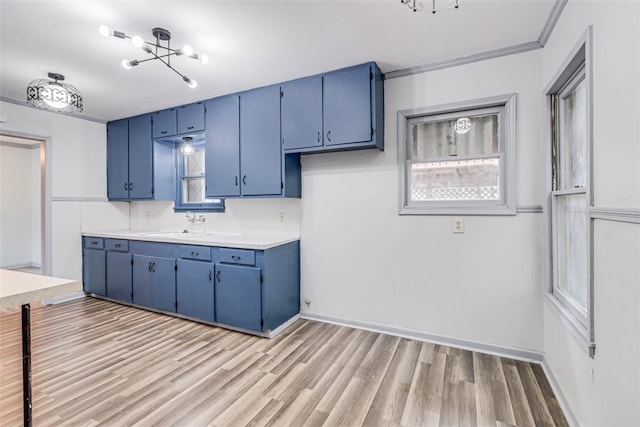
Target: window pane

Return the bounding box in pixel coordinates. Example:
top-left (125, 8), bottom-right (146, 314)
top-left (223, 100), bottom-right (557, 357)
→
top-left (411, 113), bottom-right (499, 159)
top-left (560, 79), bottom-right (586, 189)
top-left (184, 148), bottom-right (205, 176)
top-left (182, 177), bottom-right (205, 203)
top-left (410, 157), bottom-right (500, 201)
top-left (556, 193), bottom-right (588, 310)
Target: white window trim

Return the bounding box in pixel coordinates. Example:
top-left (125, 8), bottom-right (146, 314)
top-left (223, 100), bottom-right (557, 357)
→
top-left (543, 26), bottom-right (595, 357)
top-left (397, 93), bottom-right (517, 215)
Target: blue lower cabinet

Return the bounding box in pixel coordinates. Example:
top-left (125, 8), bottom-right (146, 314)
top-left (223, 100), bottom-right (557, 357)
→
top-left (83, 236), bottom-right (299, 335)
top-left (106, 251), bottom-right (133, 302)
top-left (133, 255), bottom-right (176, 312)
top-left (215, 264), bottom-right (262, 331)
top-left (83, 248), bottom-right (106, 296)
top-left (176, 259), bottom-right (214, 322)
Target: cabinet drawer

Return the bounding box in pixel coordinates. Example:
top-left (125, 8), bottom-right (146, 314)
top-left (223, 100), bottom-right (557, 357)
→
top-left (180, 245), bottom-right (211, 261)
top-left (83, 237), bottom-right (104, 249)
top-left (106, 239), bottom-right (128, 252)
top-left (219, 248), bottom-right (255, 266)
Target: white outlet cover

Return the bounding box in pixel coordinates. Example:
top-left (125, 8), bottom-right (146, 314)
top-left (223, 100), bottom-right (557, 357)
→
top-left (453, 218), bottom-right (464, 233)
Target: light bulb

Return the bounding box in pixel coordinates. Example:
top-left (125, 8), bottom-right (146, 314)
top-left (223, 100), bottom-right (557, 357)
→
top-left (142, 43), bottom-right (153, 54)
top-left (182, 44), bottom-right (194, 56)
top-left (181, 142), bottom-right (194, 155)
top-left (131, 35), bottom-right (144, 48)
top-left (199, 54), bottom-right (209, 64)
top-left (122, 59), bottom-right (138, 69)
top-left (183, 76), bottom-right (197, 88)
top-left (98, 25), bottom-right (112, 37)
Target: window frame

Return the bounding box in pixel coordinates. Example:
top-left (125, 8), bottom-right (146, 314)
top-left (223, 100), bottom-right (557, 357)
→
top-left (173, 141), bottom-right (225, 213)
top-left (544, 27), bottom-right (595, 356)
top-left (397, 93), bottom-right (517, 215)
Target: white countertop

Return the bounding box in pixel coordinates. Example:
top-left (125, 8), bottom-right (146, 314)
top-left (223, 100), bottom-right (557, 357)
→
top-left (0, 270), bottom-right (82, 309)
top-left (82, 229), bottom-right (300, 250)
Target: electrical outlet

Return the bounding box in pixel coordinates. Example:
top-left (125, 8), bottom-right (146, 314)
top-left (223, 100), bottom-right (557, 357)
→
top-left (453, 218), bottom-right (464, 233)
top-left (279, 212), bottom-right (286, 223)
top-left (145, 211), bottom-right (151, 221)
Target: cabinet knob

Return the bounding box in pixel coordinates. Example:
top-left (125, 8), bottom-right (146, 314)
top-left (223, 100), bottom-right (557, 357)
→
top-left (187, 126), bottom-right (194, 130)
top-left (216, 270), bottom-right (221, 282)
top-left (192, 251), bottom-right (198, 256)
top-left (235, 176), bottom-right (238, 186)
top-left (317, 131), bottom-right (321, 142)
top-left (161, 131), bottom-right (167, 134)
top-left (326, 130), bottom-right (332, 142)
top-left (124, 183), bottom-right (128, 191)
top-left (209, 270), bottom-right (212, 281)
top-left (115, 244), bottom-right (121, 248)
top-left (242, 175), bottom-right (247, 186)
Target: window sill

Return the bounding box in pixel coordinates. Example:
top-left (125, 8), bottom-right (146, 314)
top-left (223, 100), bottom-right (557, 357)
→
top-left (398, 204), bottom-right (517, 216)
top-left (174, 206), bottom-right (225, 213)
top-left (544, 293), bottom-right (595, 358)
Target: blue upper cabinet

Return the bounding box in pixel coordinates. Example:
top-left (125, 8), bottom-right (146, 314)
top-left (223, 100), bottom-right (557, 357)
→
top-left (324, 63), bottom-right (373, 146)
top-left (281, 76), bottom-right (323, 151)
top-left (282, 62), bottom-right (384, 154)
top-left (177, 102), bottom-right (205, 134)
top-left (205, 94), bottom-right (241, 197)
top-left (106, 114), bottom-right (174, 201)
top-left (240, 85), bottom-right (283, 196)
top-left (128, 114), bottom-right (154, 199)
top-left (106, 119), bottom-right (129, 200)
top-left (152, 108), bottom-right (177, 138)
top-left (205, 89), bottom-right (301, 199)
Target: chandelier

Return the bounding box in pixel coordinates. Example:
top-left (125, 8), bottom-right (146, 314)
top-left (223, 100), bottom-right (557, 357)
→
top-left (401, 0), bottom-right (463, 14)
top-left (99, 25), bottom-right (208, 88)
top-left (26, 73), bottom-right (83, 113)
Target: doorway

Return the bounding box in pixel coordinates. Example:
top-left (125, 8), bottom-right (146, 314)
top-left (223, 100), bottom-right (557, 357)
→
top-left (0, 133), bottom-right (48, 275)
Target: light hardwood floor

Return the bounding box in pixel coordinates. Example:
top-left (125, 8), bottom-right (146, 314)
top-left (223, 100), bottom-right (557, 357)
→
top-left (0, 298), bottom-right (568, 426)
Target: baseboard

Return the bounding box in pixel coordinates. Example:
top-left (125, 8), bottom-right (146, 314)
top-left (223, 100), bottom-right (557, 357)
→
top-left (43, 291), bottom-right (85, 305)
top-left (542, 357), bottom-right (580, 427)
top-left (300, 311), bottom-right (543, 363)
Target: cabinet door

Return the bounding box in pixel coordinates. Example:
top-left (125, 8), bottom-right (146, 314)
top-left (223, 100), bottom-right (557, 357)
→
top-left (150, 256), bottom-right (177, 312)
top-left (128, 115), bottom-right (154, 199)
top-left (205, 95), bottom-right (241, 197)
top-left (106, 119), bottom-right (129, 200)
top-left (133, 255), bottom-right (176, 312)
top-left (323, 64), bottom-right (372, 146)
top-left (176, 259), bottom-right (214, 321)
top-left (177, 103), bottom-right (205, 134)
top-left (215, 264), bottom-right (262, 331)
top-left (132, 254), bottom-right (153, 307)
top-left (240, 86), bottom-right (282, 196)
top-left (106, 251), bottom-right (132, 302)
top-left (152, 109), bottom-right (177, 138)
top-left (281, 77), bottom-right (323, 150)
top-left (83, 248), bottom-right (106, 296)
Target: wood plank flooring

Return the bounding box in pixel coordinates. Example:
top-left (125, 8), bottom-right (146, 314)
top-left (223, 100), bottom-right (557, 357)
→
top-left (0, 298), bottom-right (568, 426)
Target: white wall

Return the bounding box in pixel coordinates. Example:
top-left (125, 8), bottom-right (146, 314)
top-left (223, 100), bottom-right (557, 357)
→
top-left (31, 146), bottom-right (41, 266)
top-left (300, 49), bottom-right (546, 352)
top-left (0, 101), bottom-right (128, 280)
top-left (542, 2), bottom-right (640, 426)
top-left (0, 143), bottom-right (37, 267)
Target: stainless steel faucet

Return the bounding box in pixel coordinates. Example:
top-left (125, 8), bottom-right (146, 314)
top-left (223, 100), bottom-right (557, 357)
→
top-left (185, 211), bottom-right (206, 224)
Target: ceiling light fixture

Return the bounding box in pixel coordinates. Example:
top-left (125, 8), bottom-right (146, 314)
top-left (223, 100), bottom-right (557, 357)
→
top-left (400, 0), bottom-right (463, 14)
top-left (99, 25), bottom-right (207, 88)
top-left (181, 136), bottom-right (195, 155)
top-left (26, 73), bottom-right (83, 113)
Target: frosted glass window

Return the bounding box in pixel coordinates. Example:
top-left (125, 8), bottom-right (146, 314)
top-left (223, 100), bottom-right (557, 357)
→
top-left (185, 149), bottom-right (205, 176)
top-left (556, 194), bottom-right (588, 310)
top-left (549, 54), bottom-right (591, 342)
top-left (410, 114), bottom-right (499, 159)
top-left (559, 79), bottom-right (587, 189)
top-left (398, 96), bottom-right (516, 215)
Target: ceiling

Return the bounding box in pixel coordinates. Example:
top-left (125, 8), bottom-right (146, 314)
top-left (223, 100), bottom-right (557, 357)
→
top-left (0, 0), bottom-right (557, 123)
